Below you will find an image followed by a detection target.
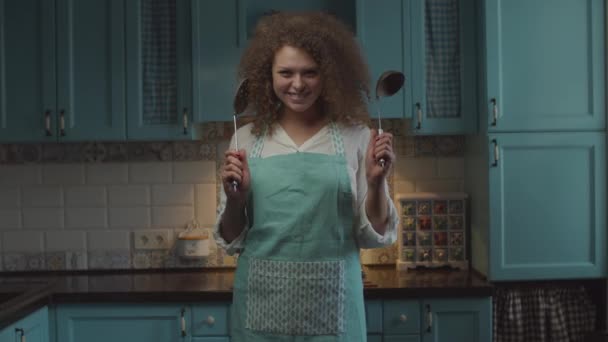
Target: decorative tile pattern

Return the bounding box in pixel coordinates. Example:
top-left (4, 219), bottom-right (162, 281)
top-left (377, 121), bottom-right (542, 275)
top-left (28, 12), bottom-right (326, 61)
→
top-left (88, 250), bottom-right (132, 270)
top-left (0, 141), bottom-right (216, 165)
top-left (3, 253), bottom-right (46, 271)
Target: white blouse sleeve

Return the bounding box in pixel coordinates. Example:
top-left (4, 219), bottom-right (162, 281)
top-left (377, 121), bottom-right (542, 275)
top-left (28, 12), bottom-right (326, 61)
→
top-left (353, 127), bottom-right (399, 249)
top-left (212, 126), bottom-right (254, 256)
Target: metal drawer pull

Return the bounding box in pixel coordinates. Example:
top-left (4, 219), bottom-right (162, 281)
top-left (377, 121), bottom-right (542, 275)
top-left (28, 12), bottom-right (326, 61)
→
top-left (491, 139), bottom-right (499, 167)
top-left (206, 315), bottom-right (215, 325)
top-left (426, 304), bottom-right (432, 333)
top-left (490, 98), bottom-right (497, 126)
top-left (399, 314), bottom-right (408, 323)
top-left (415, 102), bottom-right (422, 130)
top-left (183, 108), bottom-right (188, 135)
top-left (59, 110), bottom-right (66, 136)
top-left (45, 110), bottom-right (52, 136)
top-left (181, 308), bottom-right (186, 337)
top-left (15, 328), bottom-right (25, 342)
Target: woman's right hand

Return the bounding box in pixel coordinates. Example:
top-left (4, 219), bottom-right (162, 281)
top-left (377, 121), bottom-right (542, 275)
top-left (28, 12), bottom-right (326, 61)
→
top-left (222, 149), bottom-right (251, 203)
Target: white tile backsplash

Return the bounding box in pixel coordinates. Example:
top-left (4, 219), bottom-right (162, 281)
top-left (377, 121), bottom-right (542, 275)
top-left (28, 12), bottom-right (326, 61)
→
top-left (196, 184), bottom-right (217, 226)
top-left (66, 186), bottom-right (107, 207)
top-left (88, 231), bottom-right (130, 250)
top-left (0, 165), bottom-right (41, 185)
top-left (395, 157), bottom-right (437, 180)
top-left (152, 184), bottom-right (194, 206)
top-left (22, 208), bottom-right (64, 229)
top-left (22, 186), bottom-right (63, 207)
top-left (46, 231), bottom-right (87, 251)
top-left (108, 185), bottom-right (150, 206)
top-left (43, 164), bottom-right (85, 184)
top-left (129, 163), bottom-right (172, 183)
top-left (0, 210), bottom-right (21, 230)
top-left (108, 207), bottom-right (151, 229)
top-left (2, 231), bottom-right (44, 253)
top-left (0, 138), bottom-right (465, 271)
top-left (0, 187), bottom-right (20, 208)
top-left (66, 208), bottom-right (108, 229)
top-left (173, 161), bottom-right (216, 183)
top-left (437, 157), bottom-right (465, 179)
top-left (152, 206), bottom-right (194, 228)
top-left (86, 164), bottom-right (129, 184)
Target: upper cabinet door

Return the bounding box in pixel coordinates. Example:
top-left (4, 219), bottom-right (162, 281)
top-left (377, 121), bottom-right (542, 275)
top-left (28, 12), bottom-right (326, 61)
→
top-left (56, 0), bottom-right (126, 141)
top-left (126, 0), bottom-right (193, 140)
top-left (484, 0), bottom-right (605, 132)
top-left (357, 0), bottom-right (408, 119)
top-left (411, 0), bottom-right (477, 134)
top-left (488, 132), bottom-right (606, 281)
top-left (0, 0), bottom-right (56, 142)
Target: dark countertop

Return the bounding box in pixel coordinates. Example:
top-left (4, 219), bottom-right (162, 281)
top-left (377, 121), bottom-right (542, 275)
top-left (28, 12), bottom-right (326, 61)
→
top-left (0, 266), bottom-right (492, 330)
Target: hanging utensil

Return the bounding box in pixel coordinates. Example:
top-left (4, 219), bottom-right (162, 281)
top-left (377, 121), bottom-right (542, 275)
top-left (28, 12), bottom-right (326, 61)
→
top-left (230, 78), bottom-right (250, 192)
top-left (374, 70), bottom-right (405, 168)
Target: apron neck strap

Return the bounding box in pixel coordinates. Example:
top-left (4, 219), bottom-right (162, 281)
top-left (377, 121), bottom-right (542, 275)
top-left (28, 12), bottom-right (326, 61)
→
top-left (250, 121), bottom-right (346, 158)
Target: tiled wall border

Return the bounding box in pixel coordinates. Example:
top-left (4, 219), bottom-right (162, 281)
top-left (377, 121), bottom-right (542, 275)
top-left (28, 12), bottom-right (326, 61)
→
top-left (0, 120), bottom-right (464, 165)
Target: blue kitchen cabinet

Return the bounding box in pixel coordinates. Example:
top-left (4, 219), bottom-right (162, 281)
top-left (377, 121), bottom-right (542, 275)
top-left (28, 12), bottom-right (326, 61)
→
top-left (126, 0), bottom-right (194, 141)
top-left (191, 339), bottom-right (229, 342)
top-left (467, 133), bottom-right (606, 281)
top-left (56, 304), bottom-right (189, 342)
top-left (0, 0), bottom-right (126, 143)
top-left (0, 306), bottom-right (49, 342)
top-left (0, 0), bottom-right (57, 143)
top-left (385, 336), bottom-right (421, 342)
top-left (408, 0), bottom-right (477, 134)
top-left (356, 0), bottom-right (408, 120)
top-left (422, 298), bottom-right (492, 342)
top-left (482, 0), bottom-right (605, 132)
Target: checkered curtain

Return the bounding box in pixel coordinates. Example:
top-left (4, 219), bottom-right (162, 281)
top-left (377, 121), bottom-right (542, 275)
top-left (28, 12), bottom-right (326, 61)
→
top-left (142, 0), bottom-right (177, 124)
top-left (493, 287), bottom-right (596, 342)
top-left (425, 0), bottom-right (461, 118)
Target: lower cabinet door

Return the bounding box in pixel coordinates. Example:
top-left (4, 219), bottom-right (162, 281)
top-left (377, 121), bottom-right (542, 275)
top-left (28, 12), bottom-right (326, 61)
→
top-left (385, 335), bottom-right (421, 342)
top-left (11, 306), bottom-right (49, 342)
top-left (56, 304), bottom-right (186, 342)
top-left (367, 334), bottom-right (382, 342)
top-left (191, 338), bottom-right (229, 342)
top-left (422, 298), bottom-right (492, 342)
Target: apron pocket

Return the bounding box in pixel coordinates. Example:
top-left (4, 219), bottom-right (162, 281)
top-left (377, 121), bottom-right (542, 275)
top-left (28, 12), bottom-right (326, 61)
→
top-left (246, 258), bottom-right (346, 336)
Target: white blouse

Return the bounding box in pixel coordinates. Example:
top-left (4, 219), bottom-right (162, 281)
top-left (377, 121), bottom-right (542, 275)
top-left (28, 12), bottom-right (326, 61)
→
top-left (213, 122), bottom-right (399, 255)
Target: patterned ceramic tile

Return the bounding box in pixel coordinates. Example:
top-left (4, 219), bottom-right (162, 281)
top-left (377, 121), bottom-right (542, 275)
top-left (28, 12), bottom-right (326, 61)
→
top-left (45, 252), bottom-right (66, 271)
top-left (132, 250), bottom-right (171, 269)
top-left (88, 250), bottom-right (132, 270)
top-left (3, 253), bottom-right (46, 271)
top-left (65, 251), bottom-right (88, 270)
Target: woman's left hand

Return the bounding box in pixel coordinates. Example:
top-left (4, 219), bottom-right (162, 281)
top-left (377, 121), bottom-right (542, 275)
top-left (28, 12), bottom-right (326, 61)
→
top-left (366, 129), bottom-right (395, 187)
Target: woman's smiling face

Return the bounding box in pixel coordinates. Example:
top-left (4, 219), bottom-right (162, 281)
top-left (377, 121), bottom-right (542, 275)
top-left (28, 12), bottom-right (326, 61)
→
top-left (272, 45), bottom-right (323, 118)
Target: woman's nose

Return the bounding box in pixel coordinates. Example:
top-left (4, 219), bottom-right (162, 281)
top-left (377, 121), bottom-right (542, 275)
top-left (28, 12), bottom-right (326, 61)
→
top-left (292, 75), bottom-right (304, 89)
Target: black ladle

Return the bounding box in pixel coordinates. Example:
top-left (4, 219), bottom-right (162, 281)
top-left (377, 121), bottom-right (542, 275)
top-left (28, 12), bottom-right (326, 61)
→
top-left (231, 78), bottom-right (250, 192)
top-left (375, 71), bottom-right (405, 168)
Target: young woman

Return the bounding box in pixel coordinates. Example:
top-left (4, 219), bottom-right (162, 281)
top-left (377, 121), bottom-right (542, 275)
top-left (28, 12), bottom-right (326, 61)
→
top-left (213, 11), bottom-right (399, 341)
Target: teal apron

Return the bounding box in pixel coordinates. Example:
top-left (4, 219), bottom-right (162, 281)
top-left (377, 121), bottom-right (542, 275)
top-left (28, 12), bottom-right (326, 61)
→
top-left (231, 122), bottom-right (366, 341)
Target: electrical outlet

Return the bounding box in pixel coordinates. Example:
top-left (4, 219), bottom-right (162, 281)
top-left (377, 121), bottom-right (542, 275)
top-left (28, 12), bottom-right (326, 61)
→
top-left (134, 230), bottom-right (172, 250)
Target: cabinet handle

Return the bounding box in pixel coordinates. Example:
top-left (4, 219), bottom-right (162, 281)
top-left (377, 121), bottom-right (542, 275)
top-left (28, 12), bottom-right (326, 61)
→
top-left (15, 328), bottom-right (25, 342)
top-left (399, 314), bottom-right (408, 323)
top-left (426, 304), bottom-right (432, 333)
top-left (180, 308), bottom-right (187, 337)
top-left (59, 110), bottom-right (66, 137)
top-left (490, 98), bottom-right (498, 126)
top-left (182, 108), bottom-right (189, 135)
top-left (45, 110), bottom-right (53, 136)
top-left (415, 102), bottom-right (422, 130)
top-left (206, 315), bottom-right (215, 325)
top-left (491, 139), bottom-right (499, 167)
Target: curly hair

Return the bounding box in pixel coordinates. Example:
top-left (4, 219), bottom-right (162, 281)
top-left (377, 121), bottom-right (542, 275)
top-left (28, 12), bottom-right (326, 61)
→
top-left (238, 11), bottom-right (372, 135)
